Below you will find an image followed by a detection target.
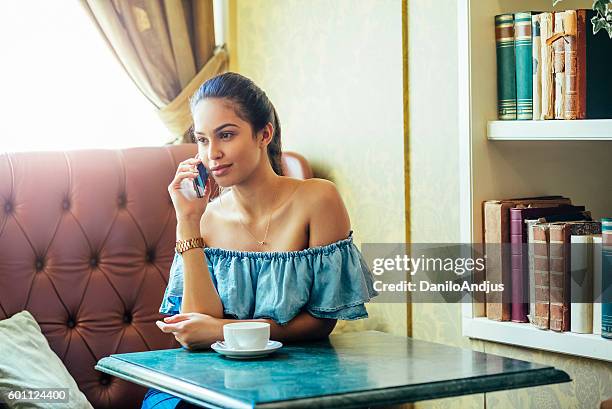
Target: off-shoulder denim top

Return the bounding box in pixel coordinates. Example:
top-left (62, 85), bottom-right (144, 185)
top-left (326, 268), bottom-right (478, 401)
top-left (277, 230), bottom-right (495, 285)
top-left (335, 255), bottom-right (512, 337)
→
top-left (159, 231), bottom-right (379, 325)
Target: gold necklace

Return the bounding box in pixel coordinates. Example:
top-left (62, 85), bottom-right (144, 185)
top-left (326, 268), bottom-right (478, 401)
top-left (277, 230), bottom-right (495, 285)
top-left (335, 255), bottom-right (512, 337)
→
top-left (235, 182), bottom-right (300, 247)
top-left (238, 211), bottom-right (272, 246)
top-left (235, 185), bottom-right (276, 247)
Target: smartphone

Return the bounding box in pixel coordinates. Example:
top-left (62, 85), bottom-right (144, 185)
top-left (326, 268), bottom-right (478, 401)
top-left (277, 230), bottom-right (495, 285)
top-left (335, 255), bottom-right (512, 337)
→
top-left (192, 162), bottom-right (209, 198)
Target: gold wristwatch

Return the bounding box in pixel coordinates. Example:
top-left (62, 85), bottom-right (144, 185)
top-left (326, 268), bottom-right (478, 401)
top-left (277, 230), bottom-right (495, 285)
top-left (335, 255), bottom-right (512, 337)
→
top-left (175, 237), bottom-right (205, 254)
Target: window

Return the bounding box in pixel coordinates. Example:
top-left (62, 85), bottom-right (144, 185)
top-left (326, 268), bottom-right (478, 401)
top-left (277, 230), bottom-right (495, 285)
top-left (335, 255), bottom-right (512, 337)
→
top-left (0, 1), bottom-right (170, 152)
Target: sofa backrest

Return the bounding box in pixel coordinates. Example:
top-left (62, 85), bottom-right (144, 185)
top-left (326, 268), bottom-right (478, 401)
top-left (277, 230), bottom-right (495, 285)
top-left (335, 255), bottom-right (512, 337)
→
top-left (0, 145), bottom-right (312, 408)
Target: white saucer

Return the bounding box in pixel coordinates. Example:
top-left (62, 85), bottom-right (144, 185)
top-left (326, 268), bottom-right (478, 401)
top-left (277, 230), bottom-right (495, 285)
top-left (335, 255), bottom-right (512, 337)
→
top-left (211, 340), bottom-right (283, 359)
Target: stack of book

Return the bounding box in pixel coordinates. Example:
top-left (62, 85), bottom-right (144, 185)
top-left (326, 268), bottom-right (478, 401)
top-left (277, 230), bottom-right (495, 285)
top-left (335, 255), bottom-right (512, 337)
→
top-left (482, 196), bottom-right (611, 338)
top-left (495, 10), bottom-right (612, 120)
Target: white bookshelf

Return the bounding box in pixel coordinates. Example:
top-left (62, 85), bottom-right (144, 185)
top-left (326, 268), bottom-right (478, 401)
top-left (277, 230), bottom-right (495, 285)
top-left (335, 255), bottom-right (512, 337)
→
top-left (464, 318), bottom-right (611, 361)
top-left (488, 119), bottom-right (612, 140)
top-left (458, 0), bottom-right (612, 362)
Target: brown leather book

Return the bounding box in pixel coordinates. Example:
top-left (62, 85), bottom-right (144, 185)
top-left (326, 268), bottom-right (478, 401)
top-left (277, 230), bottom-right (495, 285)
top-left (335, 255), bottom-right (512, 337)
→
top-left (563, 10), bottom-right (587, 119)
top-left (564, 9), bottom-right (612, 118)
top-left (483, 196), bottom-right (571, 321)
top-left (548, 221), bottom-right (602, 332)
top-left (532, 224), bottom-right (551, 329)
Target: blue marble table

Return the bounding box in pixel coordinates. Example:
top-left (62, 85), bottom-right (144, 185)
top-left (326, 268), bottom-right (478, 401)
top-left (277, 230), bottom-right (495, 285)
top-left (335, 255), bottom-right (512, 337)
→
top-left (95, 330), bottom-right (570, 408)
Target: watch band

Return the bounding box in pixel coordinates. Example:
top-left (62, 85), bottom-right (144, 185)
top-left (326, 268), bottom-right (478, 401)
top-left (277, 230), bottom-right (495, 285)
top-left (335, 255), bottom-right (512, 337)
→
top-left (175, 237), bottom-right (205, 254)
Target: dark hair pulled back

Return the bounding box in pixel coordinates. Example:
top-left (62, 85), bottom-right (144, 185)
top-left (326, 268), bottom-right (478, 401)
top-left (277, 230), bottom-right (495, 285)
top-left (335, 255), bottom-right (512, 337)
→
top-left (190, 72), bottom-right (283, 175)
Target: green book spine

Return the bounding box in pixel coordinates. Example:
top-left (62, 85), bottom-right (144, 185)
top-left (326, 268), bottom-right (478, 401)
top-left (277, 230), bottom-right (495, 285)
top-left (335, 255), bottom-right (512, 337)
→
top-left (515, 12), bottom-right (533, 120)
top-left (496, 14), bottom-right (517, 120)
top-left (602, 218), bottom-right (612, 339)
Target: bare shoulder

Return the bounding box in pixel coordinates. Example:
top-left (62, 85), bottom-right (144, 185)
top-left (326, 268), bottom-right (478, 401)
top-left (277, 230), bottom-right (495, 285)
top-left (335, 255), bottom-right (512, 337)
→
top-left (201, 190), bottom-right (226, 219)
top-left (295, 178), bottom-right (351, 246)
top-left (199, 191), bottom-right (229, 240)
top-left (295, 178), bottom-right (341, 203)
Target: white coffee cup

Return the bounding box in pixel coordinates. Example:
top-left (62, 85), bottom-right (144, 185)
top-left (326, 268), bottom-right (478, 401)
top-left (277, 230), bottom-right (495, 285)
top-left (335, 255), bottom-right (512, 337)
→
top-left (223, 322), bottom-right (270, 350)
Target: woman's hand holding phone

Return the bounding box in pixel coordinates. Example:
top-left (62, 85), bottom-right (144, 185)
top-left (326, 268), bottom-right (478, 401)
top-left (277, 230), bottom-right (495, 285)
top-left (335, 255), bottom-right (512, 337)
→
top-left (168, 154), bottom-right (213, 223)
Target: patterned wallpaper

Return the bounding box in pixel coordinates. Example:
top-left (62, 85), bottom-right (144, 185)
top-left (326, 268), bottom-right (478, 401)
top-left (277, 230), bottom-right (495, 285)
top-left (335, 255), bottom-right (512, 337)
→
top-left (229, 0), bottom-right (407, 337)
top-left (408, 1), bottom-right (612, 408)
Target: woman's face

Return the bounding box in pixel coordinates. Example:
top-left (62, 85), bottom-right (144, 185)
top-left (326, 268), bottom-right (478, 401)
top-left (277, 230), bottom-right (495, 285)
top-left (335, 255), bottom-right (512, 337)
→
top-left (192, 98), bottom-right (264, 187)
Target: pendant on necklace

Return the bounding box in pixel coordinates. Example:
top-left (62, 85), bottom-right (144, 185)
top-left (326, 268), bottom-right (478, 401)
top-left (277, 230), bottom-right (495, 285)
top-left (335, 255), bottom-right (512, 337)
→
top-left (258, 241), bottom-right (265, 246)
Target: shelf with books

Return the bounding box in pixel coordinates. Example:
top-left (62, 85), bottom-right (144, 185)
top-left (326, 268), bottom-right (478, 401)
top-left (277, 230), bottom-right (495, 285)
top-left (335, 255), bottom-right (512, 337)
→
top-left (458, 0), bottom-right (612, 361)
top-left (488, 119), bottom-right (612, 140)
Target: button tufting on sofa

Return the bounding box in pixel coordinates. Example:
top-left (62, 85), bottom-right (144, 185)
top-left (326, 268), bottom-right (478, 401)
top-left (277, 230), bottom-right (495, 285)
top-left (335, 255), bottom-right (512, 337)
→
top-left (35, 258), bottom-right (44, 271)
top-left (62, 198), bottom-right (70, 210)
top-left (117, 193), bottom-right (127, 208)
top-left (100, 375), bottom-right (111, 386)
top-left (123, 313), bottom-right (132, 324)
top-left (146, 249), bottom-right (155, 263)
top-left (67, 319), bottom-right (76, 329)
top-left (90, 257), bottom-right (98, 267)
top-left (4, 201), bottom-right (12, 213)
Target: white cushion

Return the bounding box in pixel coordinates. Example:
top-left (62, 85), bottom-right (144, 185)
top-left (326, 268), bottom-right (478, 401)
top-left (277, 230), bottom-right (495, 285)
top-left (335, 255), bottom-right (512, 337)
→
top-left (0, 310), bottom-right (93, 409)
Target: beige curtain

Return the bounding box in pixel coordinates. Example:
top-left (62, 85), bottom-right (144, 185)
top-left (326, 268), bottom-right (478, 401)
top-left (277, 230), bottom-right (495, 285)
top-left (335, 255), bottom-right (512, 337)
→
top-left (80, 0), bottom-right (228, 143)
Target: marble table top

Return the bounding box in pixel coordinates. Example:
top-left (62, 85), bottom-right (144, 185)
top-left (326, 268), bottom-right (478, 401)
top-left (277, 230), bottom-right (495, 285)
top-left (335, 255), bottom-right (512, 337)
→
top-left (96, 330), bottom-right (570, 408)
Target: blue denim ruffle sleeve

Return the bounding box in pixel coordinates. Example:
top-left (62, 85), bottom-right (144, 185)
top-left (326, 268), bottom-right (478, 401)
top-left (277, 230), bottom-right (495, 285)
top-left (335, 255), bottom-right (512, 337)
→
top-left (159, 252), bottom-right (218, 315)
top-left (305, 239), bottom-right (379, 321)
top-left (159, 231), bottom-right (378, 325)
top-left (159, 252), bottom-right (183, 315)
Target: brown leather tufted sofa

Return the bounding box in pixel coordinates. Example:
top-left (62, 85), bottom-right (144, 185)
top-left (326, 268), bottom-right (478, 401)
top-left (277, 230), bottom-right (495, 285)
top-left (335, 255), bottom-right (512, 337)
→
top-left (0, 145), bottom-right (312, 408)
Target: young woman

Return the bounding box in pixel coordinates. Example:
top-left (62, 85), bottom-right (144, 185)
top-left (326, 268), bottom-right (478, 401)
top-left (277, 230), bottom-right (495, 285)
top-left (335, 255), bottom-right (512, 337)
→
top-left (142, 72), bottom-right (377, 409)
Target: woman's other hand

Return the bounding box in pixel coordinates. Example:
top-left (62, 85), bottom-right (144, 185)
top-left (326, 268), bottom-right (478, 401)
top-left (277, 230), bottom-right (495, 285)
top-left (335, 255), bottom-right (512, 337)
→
top-left (168, 154), bottom-right (214, 222)
top-left (156, 313), bottom-right (222, 350)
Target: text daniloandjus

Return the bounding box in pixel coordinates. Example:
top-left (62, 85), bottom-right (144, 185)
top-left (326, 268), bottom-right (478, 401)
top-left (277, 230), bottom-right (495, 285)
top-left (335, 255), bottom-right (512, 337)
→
top-left (373, 280), bottom-right (504, 294)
